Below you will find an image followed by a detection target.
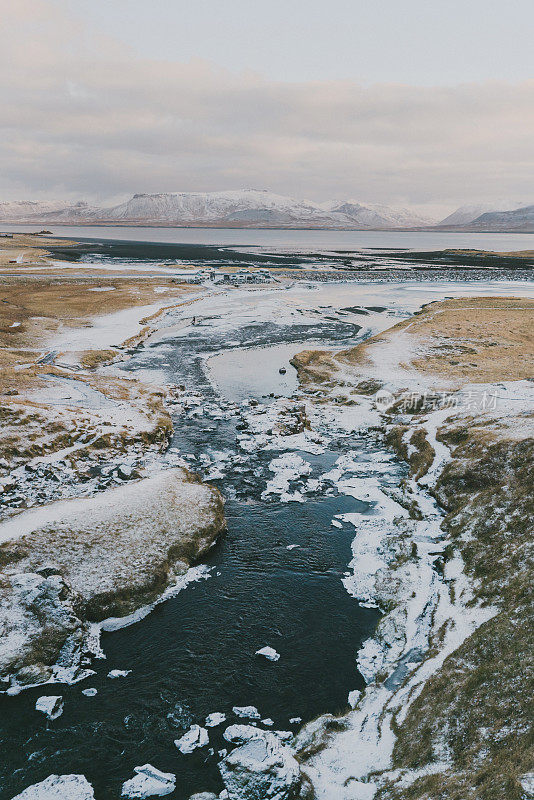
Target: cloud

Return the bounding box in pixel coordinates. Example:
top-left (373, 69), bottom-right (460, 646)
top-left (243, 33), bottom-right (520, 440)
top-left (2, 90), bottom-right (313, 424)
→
top-left (2, 0), bottom-right (533, 208)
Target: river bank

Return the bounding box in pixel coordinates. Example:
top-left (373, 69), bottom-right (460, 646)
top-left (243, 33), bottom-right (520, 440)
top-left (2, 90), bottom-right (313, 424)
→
top-left (0, 236), bottom-right (226, 692)
top-left (291, 297), bottom-right (533, 800)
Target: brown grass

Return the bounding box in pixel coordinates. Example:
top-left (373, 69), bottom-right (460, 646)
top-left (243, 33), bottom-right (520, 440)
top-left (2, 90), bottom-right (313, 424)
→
top-left (293, 297), bottom-right (534, 391)
top-left (0, 233), bottom-right (78, 267)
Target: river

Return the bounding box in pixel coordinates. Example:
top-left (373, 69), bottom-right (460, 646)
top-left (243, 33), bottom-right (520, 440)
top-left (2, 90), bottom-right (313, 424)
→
top-left (1, 238), bottom-right (533, 800)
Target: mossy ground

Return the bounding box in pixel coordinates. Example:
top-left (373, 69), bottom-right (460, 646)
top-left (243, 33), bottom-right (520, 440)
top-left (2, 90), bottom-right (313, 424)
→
top-left (377, 425), bottom-right (533, 800)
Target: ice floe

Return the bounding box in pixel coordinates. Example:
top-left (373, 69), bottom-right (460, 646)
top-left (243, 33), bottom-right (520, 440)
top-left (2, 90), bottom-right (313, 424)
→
top-left (11, 774), bottom-right (95, 800)
top-left (262, 453), bottom-right (311, 502)
top-left (219, 728), bottom-right (302, 800)
top-left (175, 724), bottom-right (209, 754)
top-left (223, 724), bottom-right (263, 745)
top-left (35, 695), bottom-right (64, 720)
top-left (232, 705), bottom-right (261, 719)
top-left (107, 669), bottom-right (131, 679)
top-left (121, 765), bottom-right (176, 798)
top-left (255, 646), bottom-right (280, 662)
top-left (205, 712), bottom-right (226, 728)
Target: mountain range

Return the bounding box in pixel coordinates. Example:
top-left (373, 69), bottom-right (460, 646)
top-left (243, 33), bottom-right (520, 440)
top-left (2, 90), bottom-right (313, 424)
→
top-left (1, 190), bottom-right (533, 231)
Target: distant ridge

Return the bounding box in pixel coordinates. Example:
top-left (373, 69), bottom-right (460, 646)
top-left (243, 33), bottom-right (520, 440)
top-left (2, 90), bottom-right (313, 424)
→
top-left (1, 191), bottom-right (533, 231)
top-left (437, 201), bottom-right (530, 228)
top-left (0, 190), bottom-right (434, 230)
top-left (460, 204), bottom-right (534, 232)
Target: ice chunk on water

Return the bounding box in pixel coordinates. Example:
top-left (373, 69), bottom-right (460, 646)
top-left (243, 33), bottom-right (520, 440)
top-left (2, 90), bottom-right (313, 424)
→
top-left (232, 705), bottom-right (260, 719)
top-left (11, 774), bottom-right (95, 799)
top-left (205, 712), bottom-right (226, 728)
top-left (107, 669), bottom-right (131, 679)
top-left (219, 731), bottom-right (301, 800)
top-left (121, 764), bottom-right (175, 798)
top-left (35, 695), bottom-right (64, 720)
top-left (255, 646), bottom-right (280, 662)
top-left (223, 724), bottom-right (265, 744)
top-left (175, 724), bottom-right (209, 753)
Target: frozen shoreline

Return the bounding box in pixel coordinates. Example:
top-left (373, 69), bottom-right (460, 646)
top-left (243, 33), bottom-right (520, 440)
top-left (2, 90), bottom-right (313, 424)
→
top-left (290, 297), bottom-right (533, 799)
top-left (0, 469), bottom-right (225, 693)
top-left (0, 277), bottom-right (227, 694)
top-left (296, 394), bottom-right (497, 798)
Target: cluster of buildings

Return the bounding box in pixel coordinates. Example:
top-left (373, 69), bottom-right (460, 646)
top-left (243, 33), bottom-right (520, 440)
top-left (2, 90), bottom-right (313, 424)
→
top-left (174, 267), bottom-right (273, 285)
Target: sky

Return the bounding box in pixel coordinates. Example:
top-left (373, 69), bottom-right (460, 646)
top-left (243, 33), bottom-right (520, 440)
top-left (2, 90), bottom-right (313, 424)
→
top-left (2, 0), bottom-right (533, 216)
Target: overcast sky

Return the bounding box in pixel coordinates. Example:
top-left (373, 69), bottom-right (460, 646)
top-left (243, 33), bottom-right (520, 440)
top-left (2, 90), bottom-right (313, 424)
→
top-left (2, 0), bottom-right (533, 213)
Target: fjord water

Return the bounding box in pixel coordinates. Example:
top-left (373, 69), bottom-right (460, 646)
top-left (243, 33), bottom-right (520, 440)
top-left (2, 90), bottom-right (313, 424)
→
top-left (5, 222), bottom-right (534, 251)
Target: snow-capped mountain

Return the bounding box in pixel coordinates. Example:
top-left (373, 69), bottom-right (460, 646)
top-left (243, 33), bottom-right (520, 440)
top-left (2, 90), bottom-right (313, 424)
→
top-left (438, 201), bottom-right (528, 227)
top-left (0, 200), bottom-right (99, 222)
top-left (101, 190), bottom-right (338, 226)
top-left (0, 200), bottom-right (69, 220)
top-left (322, 200), bottom-right (433, 228)
top-left (4, 191), bottom-right (533, 230)
top-left (464, 204), bottom-right (534, 232)
top-left (37, 201), bottom-right (102, 222)
top-left (0, 190), bottom-right (436, 229)
top-left (102, 191), bottom-right (434, 228)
